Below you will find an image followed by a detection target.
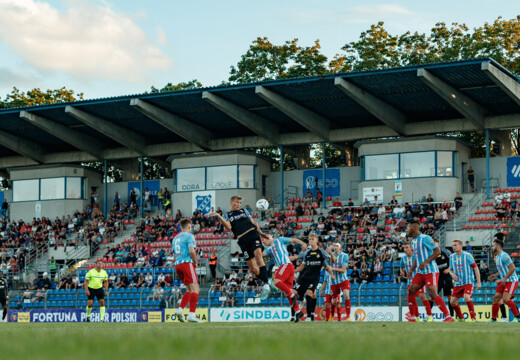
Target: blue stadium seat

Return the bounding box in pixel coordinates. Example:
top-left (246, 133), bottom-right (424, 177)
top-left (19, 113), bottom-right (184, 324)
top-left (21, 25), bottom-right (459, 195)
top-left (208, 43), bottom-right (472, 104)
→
top-left (373, 296), bottom-right (381, 304)
top-left (365, 290), bottom-right (374, 296)
top-left (389, 296), bottom-right (397, 303)
top-left (376, 275), bottom-right (383, 282)
top-left (351, 296), bottom-right (358, 304)
top-left (374, 289), bottom-right (382, 296)
top-left (351, 289), bottom-right (359, 296)
top-left (365, 296), bottom-right (373, 304)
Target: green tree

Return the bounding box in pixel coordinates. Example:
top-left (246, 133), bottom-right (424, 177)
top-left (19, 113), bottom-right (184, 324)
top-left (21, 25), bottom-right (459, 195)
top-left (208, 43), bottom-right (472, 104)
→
top-left (0, 87), bottom-right (83, 108)
top-left (148, 79), bottom-right (202, 93)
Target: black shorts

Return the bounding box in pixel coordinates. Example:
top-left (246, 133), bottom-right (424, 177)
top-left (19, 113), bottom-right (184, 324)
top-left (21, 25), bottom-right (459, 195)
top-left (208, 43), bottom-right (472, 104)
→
top-left (0, 297), bottom-right (6, 307)
top-left (87, 287), bottom-right (105, 301)
top-left (293, 277), bottom-right (319, 300)
top-left (238, 230), bottom-right (263, 261)
top-left (438, 275), bottom-right (453, 296)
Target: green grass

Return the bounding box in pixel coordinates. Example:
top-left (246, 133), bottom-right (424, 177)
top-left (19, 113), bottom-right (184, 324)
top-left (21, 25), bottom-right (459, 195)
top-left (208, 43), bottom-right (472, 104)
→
top-left (1, 322), bottom-right (519, 360)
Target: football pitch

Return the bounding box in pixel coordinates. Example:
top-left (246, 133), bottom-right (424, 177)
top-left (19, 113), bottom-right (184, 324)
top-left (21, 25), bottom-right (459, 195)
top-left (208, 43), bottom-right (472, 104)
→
top-left (1, 322), bottom-right (519, 360)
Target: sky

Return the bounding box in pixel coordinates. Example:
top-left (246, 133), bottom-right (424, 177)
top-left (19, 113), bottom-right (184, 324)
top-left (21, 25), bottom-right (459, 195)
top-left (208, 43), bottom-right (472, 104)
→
top-left (0, 0), bottom-right (518, 100)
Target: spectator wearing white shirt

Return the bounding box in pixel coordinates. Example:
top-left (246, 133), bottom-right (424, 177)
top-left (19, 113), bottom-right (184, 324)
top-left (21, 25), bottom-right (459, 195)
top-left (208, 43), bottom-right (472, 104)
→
top-left (144, 273), bottom-right (153, 287)
top-left (157, 272), bottom-right (165, 286)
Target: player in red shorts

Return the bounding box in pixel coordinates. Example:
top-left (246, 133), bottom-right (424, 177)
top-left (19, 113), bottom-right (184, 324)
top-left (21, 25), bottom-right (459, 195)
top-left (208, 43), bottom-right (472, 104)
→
top-left (407, 220), bottom-right (455, 322)
top-left (172, 219), bottom-right (201, 323)
top-left (447, 239), bottom-right (481, 322)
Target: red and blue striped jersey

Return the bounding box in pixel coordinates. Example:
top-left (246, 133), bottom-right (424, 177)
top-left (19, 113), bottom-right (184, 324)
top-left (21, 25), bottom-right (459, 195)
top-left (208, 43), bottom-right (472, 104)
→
top-left (173, 232), bottom-right (196, 265)
top-left (449, 251), bottom-right (476, 286)
top-left (495, 251), bottom-right (519, 282)
top-left (265, 237), bottom-right (292, 267)
top-left (411, 234), bottom-right (439, 275)
top-left (330, 252), bottom-right (349, 285)
top-left (323, 272), bottom-right (332, 296)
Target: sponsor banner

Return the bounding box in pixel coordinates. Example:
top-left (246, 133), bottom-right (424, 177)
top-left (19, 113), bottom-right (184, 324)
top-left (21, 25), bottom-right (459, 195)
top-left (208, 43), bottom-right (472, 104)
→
top-left (507, 156), bottom-right (520, 187)
top-left (363, 187), bottom-right (383, 204)
top-left (401, 305), bottom-right (503, 322)
top-left (192, 191), bottom-right (216, 215)
top-left (302, 169), bottom-right (340, 197)
top-left (312, 306), bottom-right (399, 322)
top-left (8, 309), bottom-right (157, 323)
top-left (394, 180), bottom-right (403, 204)
top-left (210, 307), bottom-right (291, 322)
top-left (164, 308), bottom-right (208, 323)
top-left (128, 180), bottom-right (160, 206)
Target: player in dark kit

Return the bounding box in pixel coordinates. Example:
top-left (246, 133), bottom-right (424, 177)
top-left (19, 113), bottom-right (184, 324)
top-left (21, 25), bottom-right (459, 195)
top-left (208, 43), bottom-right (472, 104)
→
top-left (434, 239), bottom-right (454, 316)
top-left (292, 234), bottom-right (334, 322)
top-left (212, 196), bottom-right (271, 300)
top-left (0, 271), bottom-right (8, 321)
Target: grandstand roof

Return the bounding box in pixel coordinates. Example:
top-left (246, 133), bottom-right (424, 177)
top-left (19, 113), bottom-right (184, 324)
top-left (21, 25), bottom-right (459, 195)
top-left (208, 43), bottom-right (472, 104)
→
top-left (0, 58), bottom-right (519, 168)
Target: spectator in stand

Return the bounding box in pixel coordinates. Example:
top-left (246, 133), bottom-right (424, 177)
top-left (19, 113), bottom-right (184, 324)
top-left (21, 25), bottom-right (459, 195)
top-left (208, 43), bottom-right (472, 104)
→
top-left (158, 188), bottom-right (164, 211)
top-left (114, 192), bottom-right (120, 209)
top-left (169, 285), bottom-right (181, 307)
top-left (222, 290), bottom-right (235, 307)
top-left (316, 189), bottom-right (323, 204)
top-left (118, 274), bottom-right (130, 289)
top-left (41, 272), bottom-right (52, 290)
top-left (295, 203), bottom-right (304, 217)
top-left (144, 272), bottom-right (153, 287)
top-left (304, 189), bottom-right (313, 204)
top-left (465, 241), bottom-right (473, 255)
top-left (164, 273), bottom-right (173, 287)
top-left (454, 193), bottom-right (463, 212)
top-left (147, 283), bottom-right (164, 301)
top-left (350, 265), bottom-right (360, 284)
top-left (157, 272), bottom-right (166, 286)
top-left (467, 166), bottom-right (475, 193)
top-left (1, 199), bottom-right (8, 218)
top-left (479, 263), bottom-right (489, 282)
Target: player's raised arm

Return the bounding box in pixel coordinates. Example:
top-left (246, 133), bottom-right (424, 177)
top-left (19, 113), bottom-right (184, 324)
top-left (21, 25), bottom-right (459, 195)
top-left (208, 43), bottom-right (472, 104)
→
top-left (212, 212), bottom-right (232, 230)
top-left (290, 237), bottom-right (307, 250)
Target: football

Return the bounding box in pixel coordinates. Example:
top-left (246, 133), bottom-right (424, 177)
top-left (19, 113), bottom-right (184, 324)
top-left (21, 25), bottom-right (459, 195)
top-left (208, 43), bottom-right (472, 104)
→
top-left (256, 198), bottom-right (269, 211)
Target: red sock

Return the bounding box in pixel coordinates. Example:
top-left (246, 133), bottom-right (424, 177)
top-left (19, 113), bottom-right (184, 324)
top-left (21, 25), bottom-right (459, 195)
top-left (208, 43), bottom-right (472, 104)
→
top-left (180, 292), bottom-right (191, 309)
top-left (492, 303), bottom-right (500, 319)
top-left (275, 281), bottom-right (293, 298)
top-left (414, 303), bottom-right (420, 317)
top-left (467, 300), bottom-right (476, 319)
top-left (453, 303), bottom-right (464, 319)
top-left (325, 306), bottom-right (331, 320)
top-left (345, 299), bottom-right (351, 318)
top-left (434, 296), bottom-right (450, 317)
top-left (423, 300), bottom-right (432, 316)
top-left (331, 304), bottom-right (336, 319)
top-left (189, 293), bottom-right (199, 313)
top-left (506, 300), bottom-right (520, 317)
top-left (408, 295), bottom-right (418, 318)
top-left (293, 299), bottom-right (300, 312)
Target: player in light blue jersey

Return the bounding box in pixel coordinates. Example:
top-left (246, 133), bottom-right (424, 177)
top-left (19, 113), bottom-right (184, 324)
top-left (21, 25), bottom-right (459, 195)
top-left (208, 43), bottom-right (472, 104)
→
top-left (330, 243), bottom-right (352, 321)
top-left (400, 242), bottom-right (432, 322)
top-left (172, 219), bottom-right (201, 323)
top-left (407, 220), bottom-right (454, 322)
top-left (262, 234), bottom-right (306, 320)
top-left (447, 239), bottom-right (481, 322)
top-left (488, 239), bottom-right (520, 322)
top-left (320, 271), bottom-right (340, 322)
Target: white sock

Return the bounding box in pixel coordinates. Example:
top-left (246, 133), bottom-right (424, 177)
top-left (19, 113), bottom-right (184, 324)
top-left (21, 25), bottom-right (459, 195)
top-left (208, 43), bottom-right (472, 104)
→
top-left (177, 307), bottom-right (183, 312)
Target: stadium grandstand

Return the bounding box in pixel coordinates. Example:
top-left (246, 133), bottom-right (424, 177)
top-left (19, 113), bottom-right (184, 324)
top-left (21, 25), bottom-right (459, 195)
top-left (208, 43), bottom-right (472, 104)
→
top-left (1, 58), bottom-right (520, 322)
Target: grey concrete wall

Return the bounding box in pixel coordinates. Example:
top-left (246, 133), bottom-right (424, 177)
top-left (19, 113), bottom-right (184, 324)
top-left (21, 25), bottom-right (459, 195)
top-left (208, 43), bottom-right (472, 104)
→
top-left (10, 199), bottom-right (87, 221)
top-left (468, 157), bottom-right (508, 191)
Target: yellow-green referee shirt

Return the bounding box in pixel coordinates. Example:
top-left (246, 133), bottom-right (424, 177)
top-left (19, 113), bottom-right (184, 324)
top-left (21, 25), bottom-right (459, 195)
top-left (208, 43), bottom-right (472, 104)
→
top-left (85, 269), bottom-right (108, 289)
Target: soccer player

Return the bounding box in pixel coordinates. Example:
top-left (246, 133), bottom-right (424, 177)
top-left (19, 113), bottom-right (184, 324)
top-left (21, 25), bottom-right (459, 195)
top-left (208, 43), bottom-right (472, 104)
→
top-left (261, 233), bottom-right (306, 320)
top-left (488, 239), bottom-right (520, 322)
top-left (330, 242), bottom-right (352, 321)
top-left (292, 233), bottom-right (334, 322)
top-left (407, 220), bottom-right (455, 322)
top-left (173, 219), bottom-right (201, 323)
top-left (84, 260), bottom-right (108, 322)
top-left (447, 239), bottom-right (481, 322)
top-left (320, 271), bottom-right (340, 321)
top-left (0, 271), bottom-right (8, 321)
top-left (434, 239), bottom-right (454, 317)
top-left (212, 196), bottom-right (270, 299)
top-left (400, 242), bottom-right (433, 322)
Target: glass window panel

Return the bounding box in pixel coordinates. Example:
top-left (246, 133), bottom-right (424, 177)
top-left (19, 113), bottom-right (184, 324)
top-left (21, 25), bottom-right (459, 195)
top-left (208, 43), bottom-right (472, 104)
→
top-left (177, 168), bottom-right (206, 192)
top-left (400, 152), bottom-right (435, 178)
top-left (207, 166), bottom-right (237, 190)
top-left (239, 165), bottom-right (254, 188)
top-left (365, 155), bottom-right (398, 180)
top-left (41, 178), bottom-right (65, 200)
top-left (66, 177), bottom-right (82, 199)
top-left (437, 151), bottom-right (453, 177)
top-left (13, 179), bottom-right (39, 202)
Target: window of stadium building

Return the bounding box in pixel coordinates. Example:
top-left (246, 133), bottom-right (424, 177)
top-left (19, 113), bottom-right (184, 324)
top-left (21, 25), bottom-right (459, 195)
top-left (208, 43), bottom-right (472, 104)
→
top-left (13, 179), bottom-right (39, 202)
top-left (66, 177), bottom-right (84, 199)
top-left (40, 177), bottom-right (65, 200)
top-left (238, 165), bottom-right (255, 188)
top-left (176, 168), bottom-right (206, 192)
top-left (363, 151), bottom-right (455, 180)
top-left (207, 165), bottom-right (237, 190)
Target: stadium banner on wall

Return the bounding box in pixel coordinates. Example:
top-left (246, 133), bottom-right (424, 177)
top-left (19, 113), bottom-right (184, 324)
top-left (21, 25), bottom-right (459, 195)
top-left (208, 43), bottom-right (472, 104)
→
top-left (192, 191), bottom-right (216, 215)
top-left (302, 169), bottom-right (340, 197)
top-left (507, 156), bottom-right (520, 187)
top-left (164, 308), bottom-right (208, 322)
top-left (312, 306), bottom-right (399, 322)
top-left (394, 180), bottom-right (402, 204)
top-left (210, 307), bottom-right (291, 322)
top-left (8, 309), bottom-right (158, 323)
top-left (401, 305), bottom-right (500, 322)
top-left (128, 180), bottom-right (160, 206)
top-left (363, 187), bottom-right (383, 204)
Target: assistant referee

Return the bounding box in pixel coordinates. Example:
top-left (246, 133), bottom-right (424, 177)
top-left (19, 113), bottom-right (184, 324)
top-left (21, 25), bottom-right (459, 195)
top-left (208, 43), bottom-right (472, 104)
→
top-left (84, 260), bottom-right (108, 322)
